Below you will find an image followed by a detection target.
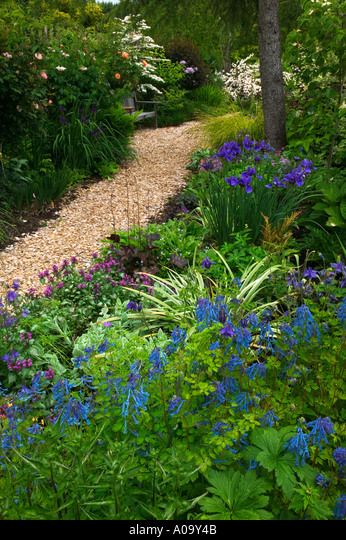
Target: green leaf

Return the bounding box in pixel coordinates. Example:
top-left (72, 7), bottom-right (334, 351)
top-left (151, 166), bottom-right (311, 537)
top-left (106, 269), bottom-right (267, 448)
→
top-left (200, 469), bottom-right (272, 520)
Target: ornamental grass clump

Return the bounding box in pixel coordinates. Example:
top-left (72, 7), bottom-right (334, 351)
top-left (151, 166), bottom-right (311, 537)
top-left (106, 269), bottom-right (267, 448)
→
top-left (192, 135), bottom-right (316, 244)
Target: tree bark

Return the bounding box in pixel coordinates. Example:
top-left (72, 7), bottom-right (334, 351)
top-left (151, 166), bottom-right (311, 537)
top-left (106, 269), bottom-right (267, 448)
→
top-left (258, 0), bottom-right (286, 149)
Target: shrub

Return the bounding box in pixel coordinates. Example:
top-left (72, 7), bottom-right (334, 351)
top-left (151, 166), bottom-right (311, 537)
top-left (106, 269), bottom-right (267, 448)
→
top-left (218, 55), bottom-right (261, 102)
top-left (166, 37), bottom-right (209, 90)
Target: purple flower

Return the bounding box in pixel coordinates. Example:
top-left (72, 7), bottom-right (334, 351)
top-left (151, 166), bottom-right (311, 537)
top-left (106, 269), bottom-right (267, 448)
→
top-left (220, 323), bottom-right (235, 338)
top-left (303, 267), bottom-right (319, 280)
top-left (12, 280), bottom-right (20, 290)
top-left (225, 176), bottom-right (239, 186)
top-left (44, 368), bottom-right (55, 380)
top-left (333, 447), bottom-right (346, 468)
top-left (6, 290), bottom-right (17, 303)
top-left (43, 286), bottom-right (53, 297)
top-left (201, 257), bottom-right (213, 269)
top-left (126, 301), bottom-right (142, 312)
top-left (199, 156), bottom-right (223, 172)
top-left (103, 321), bottom-right (112, 327)
top-left (242, 136), bottom-right (254, 151)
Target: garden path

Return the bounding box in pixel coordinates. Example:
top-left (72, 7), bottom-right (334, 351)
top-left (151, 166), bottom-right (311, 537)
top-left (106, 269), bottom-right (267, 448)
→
top-left (0, 121), bottom-right (203, 294)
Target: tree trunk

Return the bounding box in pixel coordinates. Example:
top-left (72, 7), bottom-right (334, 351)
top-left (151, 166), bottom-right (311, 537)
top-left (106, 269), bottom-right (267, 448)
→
top-left (258, 0), bottom-right (286, 149)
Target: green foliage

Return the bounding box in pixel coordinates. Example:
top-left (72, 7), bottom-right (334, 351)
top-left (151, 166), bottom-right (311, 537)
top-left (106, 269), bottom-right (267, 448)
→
top-left (52, 103), bottom-right (134, 172)
top-left (285, 0), bottom-right (346, 166)
top-left (199, 469), bottom-right (272, 520)
top-left (202, 111), bottom-right (264, 148)
top-left (312, 168), bottom-right (346, 229)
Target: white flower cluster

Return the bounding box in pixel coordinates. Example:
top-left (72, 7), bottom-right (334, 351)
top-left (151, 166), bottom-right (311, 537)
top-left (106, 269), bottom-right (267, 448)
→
top-left (218, 55), bottom-right (261, 100)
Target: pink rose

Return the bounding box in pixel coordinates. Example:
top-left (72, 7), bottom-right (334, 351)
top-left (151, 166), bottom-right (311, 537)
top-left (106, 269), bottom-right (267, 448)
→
top-left (40, 71), bottom-right (48, 80)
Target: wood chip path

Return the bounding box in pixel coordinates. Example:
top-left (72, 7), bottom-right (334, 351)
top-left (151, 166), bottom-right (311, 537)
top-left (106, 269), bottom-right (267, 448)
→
top-left (0, 121), bottom-right (203, 294)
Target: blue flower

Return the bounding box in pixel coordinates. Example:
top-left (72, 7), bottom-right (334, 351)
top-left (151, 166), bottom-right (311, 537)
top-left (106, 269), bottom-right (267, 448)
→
top-left (333, 447), bottom-right (346, 468)
top-left (196, 297), bottom-right (229, 330)
top-left (52, 379), bottom-right (73, 406)
top-left (224, 355), bottom-right (243, 372)
top-left (168, 396), bottom-right (184, 416)
top-left (337, 297), bottom-right (346, 327)
top-left (246, 362), bottom-right (267, 380)
top-left (59, 397), bottom-right (91, 426)
top-left (171, 326), bottom-right (187, 347)
top-left (148, 347), bottom-right (167, 380)
top-left (306, 417), bottom-right (334, 448)
top-left (292, 304), bottom-right (320, 343)
top-left (234, 392), bottom-right (253, 412)
top-left (216, 141), bottom-right (242, 162)
top-left (260, 410), bottom-right (279, 427)
top-left (98, 339), bottom-right (111, 353)
top-left (334, 495), bottom-right (346, 520)
top-left (286, 428), bottom-right (310, 466)
top-left (315, 473), bottom-right (330, 489)
top-left (212, 422), bottom-right (231, 436)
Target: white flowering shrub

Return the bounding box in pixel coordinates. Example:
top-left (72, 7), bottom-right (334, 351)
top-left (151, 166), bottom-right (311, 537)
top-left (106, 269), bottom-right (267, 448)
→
top-left (111, 15), bottom-right (165, 95)
top-left (218, 55), bottom-right (261, 101)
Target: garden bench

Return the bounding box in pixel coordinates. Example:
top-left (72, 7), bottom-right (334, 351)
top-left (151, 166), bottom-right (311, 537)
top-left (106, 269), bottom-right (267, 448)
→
top-left (123, 93), bottom-right (159, 128)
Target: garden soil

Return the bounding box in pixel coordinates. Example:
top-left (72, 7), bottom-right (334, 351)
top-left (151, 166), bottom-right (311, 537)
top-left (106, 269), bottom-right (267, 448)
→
top-left (0, 121), bottom-right (203, 294)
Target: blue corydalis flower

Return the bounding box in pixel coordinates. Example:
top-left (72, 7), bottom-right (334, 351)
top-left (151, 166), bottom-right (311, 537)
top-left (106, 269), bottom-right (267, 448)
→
top-left (148, 347), bottom-right (167, 380)
top-left (166, 326), bottom-right (187, 355)
top-left (212, 421), bottom-right (231, 436)
top-left (224, 355), bottom-right (243, 372)
top-left (59, 397), bottom-right (91, 426)
top-left (334, 495), bottom-right (346, 520)
top-left (196, 297), bottom-right (229, 330)
top-left (306, 417), bottom-right (334, 448)
top-left (246, 362), bottom-right (267, 380)
top-left (260, 410), bottom-right (279, 427)
top-left (286, 427), bottom-right (310, 466)
top-left (168, 396), bottom-right (184, 416)
top-left (292, 304), bottom-right (320, 343)
top-left (337, 297), bottom-right (346, 327)
top-left (234, 392), bottom-right (253, 412)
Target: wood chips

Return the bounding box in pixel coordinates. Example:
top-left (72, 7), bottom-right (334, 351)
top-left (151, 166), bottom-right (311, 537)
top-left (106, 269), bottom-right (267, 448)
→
top-left (0, 121), bottom-right (203, 294)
